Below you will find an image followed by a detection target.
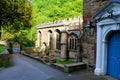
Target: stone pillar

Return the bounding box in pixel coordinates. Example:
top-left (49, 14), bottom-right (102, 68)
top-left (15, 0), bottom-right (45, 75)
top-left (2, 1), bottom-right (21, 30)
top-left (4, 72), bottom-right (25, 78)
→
top-left (94, 25), bottom-right (102, 75)
top-left (60, 31), bottom-right (67, 61)
top-left (101, 40), bottom-right (107, 75)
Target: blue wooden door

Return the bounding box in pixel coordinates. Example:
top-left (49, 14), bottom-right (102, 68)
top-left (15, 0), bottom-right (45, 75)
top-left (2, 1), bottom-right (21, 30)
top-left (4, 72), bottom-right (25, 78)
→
top-left (107, 31), bottom-right (120, 79)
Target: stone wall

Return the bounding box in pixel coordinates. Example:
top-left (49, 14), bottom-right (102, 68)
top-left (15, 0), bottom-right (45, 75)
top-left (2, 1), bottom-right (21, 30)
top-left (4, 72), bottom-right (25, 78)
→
top-left (36, 15), bottom-right (83, 61)
top-left (0, 54), bottom-right (11, 67)
top-left (83, 0), bottom-right (108, 25)
top-left (82, 36), bottom-right (96, 66)
top-left (36, 25), bottom-right (66, 49)
top-left (83, 0), bottom-right (109, 66)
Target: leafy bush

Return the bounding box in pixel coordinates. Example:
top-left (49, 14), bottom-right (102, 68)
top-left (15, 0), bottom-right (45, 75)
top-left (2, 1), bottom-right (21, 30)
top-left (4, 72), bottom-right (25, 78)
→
top-left (0, 45), bottom-right (5, 53)
top-left (20, 39), bottom-right (34, 47)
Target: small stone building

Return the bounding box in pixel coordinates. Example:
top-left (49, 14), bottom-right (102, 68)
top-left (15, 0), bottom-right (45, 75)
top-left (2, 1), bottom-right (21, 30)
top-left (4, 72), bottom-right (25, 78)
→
top-left (36, 15), bottom-right (83, 61)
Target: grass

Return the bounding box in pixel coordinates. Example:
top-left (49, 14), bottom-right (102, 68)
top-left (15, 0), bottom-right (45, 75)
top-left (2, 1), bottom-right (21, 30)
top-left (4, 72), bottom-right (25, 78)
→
top-left (56, 60), bottom-right (74, 65)
top-left (0, 45), bottom-right (5, 53)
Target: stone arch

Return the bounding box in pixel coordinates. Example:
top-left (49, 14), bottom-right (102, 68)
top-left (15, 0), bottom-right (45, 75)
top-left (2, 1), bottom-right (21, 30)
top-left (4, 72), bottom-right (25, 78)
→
top-left (102, 24), bottom-right (120, 42)
top-left (55, 29), bottom-right (61, 33)
top-left (48, 30), bottom-right (52, 33)
top-left (97, 24), bottom-right (120, 76)
top-left (69, 32), bottom-right (79, 37)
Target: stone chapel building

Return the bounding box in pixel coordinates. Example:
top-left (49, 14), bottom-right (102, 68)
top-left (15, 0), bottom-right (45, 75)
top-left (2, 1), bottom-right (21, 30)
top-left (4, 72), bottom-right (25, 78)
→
top-left (36, 0), bottom-right (109, 67)
top-left (36, 15), bottom-right (83, 61)
top-left (35, 0), bottom-right (120, 79)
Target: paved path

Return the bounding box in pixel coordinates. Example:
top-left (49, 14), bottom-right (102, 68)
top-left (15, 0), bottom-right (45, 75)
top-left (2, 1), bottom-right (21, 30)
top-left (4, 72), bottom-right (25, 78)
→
top-left (0, 54), bottom-right (114, 80)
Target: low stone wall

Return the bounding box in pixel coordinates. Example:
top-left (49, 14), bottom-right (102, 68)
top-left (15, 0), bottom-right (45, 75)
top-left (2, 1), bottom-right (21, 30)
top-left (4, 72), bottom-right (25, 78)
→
top-left (51, 62), bottom-right (87, 73)
top-left (0, 54), bottom-right (11, 67)
top-left (23, 52), bottom-right (87, 73)
top-left (64, 62), bottom-right (87, 72)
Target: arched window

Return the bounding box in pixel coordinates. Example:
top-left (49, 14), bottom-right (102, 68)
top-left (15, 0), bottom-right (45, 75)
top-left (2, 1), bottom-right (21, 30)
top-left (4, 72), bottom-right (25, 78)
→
top-left (56, 29), bottom-right (61, 50)
top-left (68, 32), bottom-right (78, 50)
top-left (39, 31), bottom-right (42, 47)
top-left (48, 30), bottom-right (52, 49)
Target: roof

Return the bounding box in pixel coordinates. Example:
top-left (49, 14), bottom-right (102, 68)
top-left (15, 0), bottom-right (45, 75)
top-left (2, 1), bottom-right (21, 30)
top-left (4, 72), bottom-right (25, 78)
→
top-left (69, 32), bottom-right (79, 37)
top-left (93, 0), bottom-right (120, 19)
top-left (37, 23), bottom-right (68, 29)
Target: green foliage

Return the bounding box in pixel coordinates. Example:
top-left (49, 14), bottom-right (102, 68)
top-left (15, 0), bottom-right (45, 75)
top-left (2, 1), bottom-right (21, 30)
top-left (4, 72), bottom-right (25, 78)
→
top-left (18, 38), bottom-right (34, 47)
top-left (32, 0), bottom-right (83, 25)
top-left (17, 29), bottom-right (36, 47)
top-left (1, 29), bottom-right (35, 47)
top-left (0, 0), bottom-right (32, 32)
top-left (14, 29), bottom-right (35, 47)
top-left (56, 60), bottom-right (74, 65)
top-left (0, 45), bottom-right (5, 53)
top-left (1, 31), bottom-right (14, 41)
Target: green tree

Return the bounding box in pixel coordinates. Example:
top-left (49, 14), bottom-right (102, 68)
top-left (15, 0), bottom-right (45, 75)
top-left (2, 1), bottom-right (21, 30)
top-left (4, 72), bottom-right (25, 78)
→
top-left (0, 0), bottom-right (32, 33)
top-left (0, 0), bottom-right (33, 46)
top-left (32, 0), bottom-right (83, 25)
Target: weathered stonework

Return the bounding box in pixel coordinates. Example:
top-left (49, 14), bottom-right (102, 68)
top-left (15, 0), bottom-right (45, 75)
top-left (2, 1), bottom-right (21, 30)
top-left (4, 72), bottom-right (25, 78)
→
top-left (36, 15), bottom-right (83, 61)
top-left (83, 0), bottom-right (108, 66)
top-left (93, 0), bottom-right (120, 78)
top-left (84, 0), bottom-right (108, 25)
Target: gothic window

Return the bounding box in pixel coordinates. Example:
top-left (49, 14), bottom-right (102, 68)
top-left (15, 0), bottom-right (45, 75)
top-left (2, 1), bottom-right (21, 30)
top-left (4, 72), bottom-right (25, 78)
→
top-left (70, 39), bottom-right (72, 49)
top-left (50, 35), bottom-right (52, 49)
top-left (69, 36), bottom-right (77, 51)
top-left (75, 39), bottom-right (77, 50)
top-left (72, 39), bottom-right (74, 49)
top-left (56, 29), bottom-right (61, 50)
top-left (48, 30), bottom-right (52, 49)
top-left (39, 31), bottom-right (42, 47)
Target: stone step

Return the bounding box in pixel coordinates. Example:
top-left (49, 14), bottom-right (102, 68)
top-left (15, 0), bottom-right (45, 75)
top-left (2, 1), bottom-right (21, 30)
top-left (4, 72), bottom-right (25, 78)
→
top-left (51, 62), bottom-right (87, 73)
top-left (64, 62), bottom-right (87, 73)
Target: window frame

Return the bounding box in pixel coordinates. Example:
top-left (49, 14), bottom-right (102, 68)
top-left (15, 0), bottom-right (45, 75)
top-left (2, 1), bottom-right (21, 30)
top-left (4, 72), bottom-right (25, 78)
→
top-left (56, 30), bottom-right (61, 50)
top-left (68, 35), bottom-right (78, 51)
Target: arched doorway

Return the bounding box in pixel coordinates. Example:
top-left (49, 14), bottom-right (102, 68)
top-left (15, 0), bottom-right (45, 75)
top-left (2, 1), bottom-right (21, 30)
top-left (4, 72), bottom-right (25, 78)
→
top-left (107, 31), bottom-right (120, 79)
top-left (13, 42), bottom-right (20, 53)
